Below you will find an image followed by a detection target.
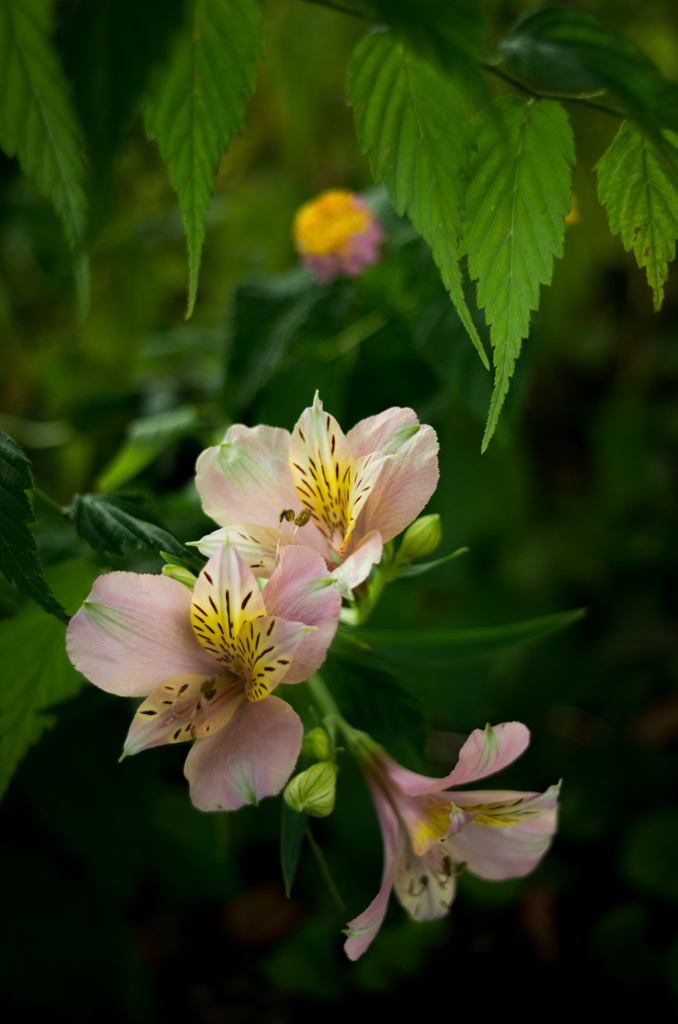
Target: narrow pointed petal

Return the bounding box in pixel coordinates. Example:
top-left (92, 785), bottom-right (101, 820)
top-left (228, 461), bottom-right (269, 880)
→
top-left (289, 393), bottom-right (354, 551)
top-left (190, 540), bottom-right (266, 666)
top-left (262, 545), bottom-right (341, 684)
top-left (66, 572), bottom-right (218, 697)
top-left (344, 787), bottom-right (399, 961)
top-left (123, 674), bottom-right (244, 755)
top-left (445, 786), bottom-right (560, 880)
top-left (240, 615), bottom-right (315, 701)
top-left (185, 695), bottom-right (303, 811)
top-left (339, 452), bottom-right (390, 554)
top-left (196, 424), bottom-right (298, 528)
top-left (347, 408), bottom-right (439, 545)
top-left (332, 530), bottom-right (383, 598)
top-left (384, 722), bottom-right (530, 796)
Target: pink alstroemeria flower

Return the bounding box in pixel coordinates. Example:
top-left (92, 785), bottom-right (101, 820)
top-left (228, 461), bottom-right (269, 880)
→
top-left (66, 540), bottom-right (341, 811)
top-left (345, 723), bottom-right (559, 960)
top-left (194, 393), bottom-right (439, 598)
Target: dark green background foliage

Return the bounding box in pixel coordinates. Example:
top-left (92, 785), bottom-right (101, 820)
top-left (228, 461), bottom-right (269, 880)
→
top-left (0, 0), bottom-right (678, 1020)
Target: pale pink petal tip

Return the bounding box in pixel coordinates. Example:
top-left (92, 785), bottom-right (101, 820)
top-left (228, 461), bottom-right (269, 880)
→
top-left (184, 695), bottom-right (303, 812)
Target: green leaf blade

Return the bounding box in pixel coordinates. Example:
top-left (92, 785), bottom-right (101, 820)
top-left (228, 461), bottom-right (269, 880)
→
top-left (280, 802), bottom-right (307, 898)
top-left (596, 121), bottom-right (678, 312)
top-left (143, 0), bottom-right (263, 317)
top-left (0, 0), bottom-right (88, 305)
top-left (0, 430), bottom-right (69, 624)
top-left (0, 560), bottom-right (100, 800)
top-left (462, 96), bottom-right (575, 450)
top-left (70, 493), bottom-right (185, 559)
top-left (348, 31), bottom-right (489, 369)
top-left (332, 608), bottom-right (586, 672)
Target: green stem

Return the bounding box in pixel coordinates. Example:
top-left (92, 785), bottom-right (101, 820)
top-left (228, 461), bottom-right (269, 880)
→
top-left (305, 673), bottom-right (372, 757)
top-left (32, 487), bottom-right (70, 517)
top-left (305, 828), bottom-right (346, 910)
top-left (481, 63), bottom-right (624, 119)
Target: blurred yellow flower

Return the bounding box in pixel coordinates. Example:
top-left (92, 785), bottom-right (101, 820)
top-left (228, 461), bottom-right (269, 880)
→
top-left (293, 189), bottom-right (382, 283)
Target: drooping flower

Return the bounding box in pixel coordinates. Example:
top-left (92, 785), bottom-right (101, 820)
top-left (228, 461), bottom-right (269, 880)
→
top-left (344, 723), bottom-right (559, 960)
top-left (293, 189), bottom-right (383, 284)
top-left (194, 393), bottom-right (439, 598)
top-left (66, 540), bottom-right (341, 811)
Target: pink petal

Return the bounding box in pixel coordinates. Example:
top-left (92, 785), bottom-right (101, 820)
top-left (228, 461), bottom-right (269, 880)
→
top-left (384, 722), bottom-right (531, 796)
top-left (262, 545), bottom-right (341, 685)
top-left (66, 572), bottom-right (217, 697)
top-left (445, 786), bottom-right (560, 880)
top-left (344, 785), bottom-right (399, 961)
top-left (195, 424), bottom-right (298, 529)
top-left (194, 521), bottom-right (329, 577)
top-left (347, 408), bottom-right (439, 545)
top-left (184, 695), bottom-right (303, 811)
top-left (332, 530), bottom-right (383, 598)
top-left (190, 539), bottom-right (266, 665)
top-left (123, 675), bottom-right (244, 755)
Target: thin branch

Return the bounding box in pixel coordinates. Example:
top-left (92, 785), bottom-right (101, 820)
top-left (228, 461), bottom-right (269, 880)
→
top-left (32, 487), bottom-right (70, 517)
top-left (481, 63), bottom-right (624, 119)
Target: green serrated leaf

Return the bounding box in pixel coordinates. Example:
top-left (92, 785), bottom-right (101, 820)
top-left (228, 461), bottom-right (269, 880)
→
top-left (372, 0), bottom-right (485, 91)
top-left (280, 802), bottom-right (307, 898)
top-left (462, 96), bottom-right (575, 451)
top-left (143, 0), bottom-right (262, 317)
top-left (0, 0), bottom-right (89, 311)
top-left (0, 559), bottom-right (100, 800)
top-left (69, 492), bottom-right (185, 558)
top-left (348, 31), bottom-right (489, 369)
top-left (596, 121), bottom-right (678, 312)
top-left (332, 608), bottom-right (585, 673)
top-left (0, 430), bottom-right (68, 624)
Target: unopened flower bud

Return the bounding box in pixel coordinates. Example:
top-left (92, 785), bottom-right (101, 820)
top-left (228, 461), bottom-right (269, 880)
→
top-left (161, 564), bottom-right (197, 591)
top-left (397, 514), bottom-right (442, 563)
top-left (283, 761), bottom-right (338, 818)
top-left (302, 726), bottom-right (332, 761)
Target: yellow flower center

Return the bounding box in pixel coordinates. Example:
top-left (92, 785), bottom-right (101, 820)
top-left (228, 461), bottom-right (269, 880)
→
top-left (293, 189), bottom-right (372, 256)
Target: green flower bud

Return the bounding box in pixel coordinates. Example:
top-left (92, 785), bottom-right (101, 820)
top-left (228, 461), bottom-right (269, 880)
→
top-left (397, 514), bottom-right (442, 563)
top-left (161, 564), bottom-right (197, 591)
top-left (283, 761), bottom-right (338, 818)
top-left (302, 726), bottom-right (332, 761)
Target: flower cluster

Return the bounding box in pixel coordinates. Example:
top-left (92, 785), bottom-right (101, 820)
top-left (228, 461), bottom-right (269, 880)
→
top-left (293, 189), bottom-right (383, 283)
top-left (66, 394), bottom-right (559, 960)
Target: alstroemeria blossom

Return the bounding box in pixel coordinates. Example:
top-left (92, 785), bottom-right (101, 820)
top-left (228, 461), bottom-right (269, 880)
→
top-left (344, 723), bottom-right (559, 961)
top-left (195, 394), bottom-right (439, 598)
top-left (66, 541), bottom-right (341, 811)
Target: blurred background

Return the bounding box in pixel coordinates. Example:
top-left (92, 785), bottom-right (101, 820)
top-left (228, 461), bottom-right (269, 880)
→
top-left (1, 0), bottom-right (678, 1020)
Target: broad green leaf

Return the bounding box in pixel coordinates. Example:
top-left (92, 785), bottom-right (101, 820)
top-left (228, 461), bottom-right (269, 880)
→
top-left (500, 7), bottom-right (678, 144)
top-left (393, 546), bottom-right (469, 580)
top-left (69, 492), bottom-right (186, 559)
top-left (280, 802), bottom-right (308, 898)
top-left (56, 0), bottom-right (185, 230)
top-left (143, 0), bottom-right (263, 317)
top-left (348, 31), bottom-right (489, 369)
top-left (331, 608), bottom-right (585, 673)
top-left (0, 559), bottom-right (99, 800)
top-left (596, 121), bottom-right (678, 312)
top-left (372, 0), bottom-right (485, 90)
top-left (96, 405), bottom-right (199, 491)
top-left (0, 0), bottom-right (89, 313)
top-left (462, 96), bottom-right (575, 450)
top-left (0, 430), bottom-right (68, 624)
